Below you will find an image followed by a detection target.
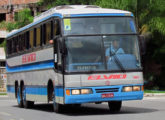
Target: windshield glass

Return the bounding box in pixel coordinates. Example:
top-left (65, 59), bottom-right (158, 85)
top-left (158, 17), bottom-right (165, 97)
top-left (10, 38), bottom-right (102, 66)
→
top-left (65, 35), bottom-right (141, 72)
top-left (63, 17), bottom-right (136, 35)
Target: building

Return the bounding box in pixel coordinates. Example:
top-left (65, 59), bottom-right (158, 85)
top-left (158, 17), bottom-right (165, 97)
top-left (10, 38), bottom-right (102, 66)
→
top-left (0, 47), bottom-right (6, 92)
top-left (0, 0), bottom-right (42, 44)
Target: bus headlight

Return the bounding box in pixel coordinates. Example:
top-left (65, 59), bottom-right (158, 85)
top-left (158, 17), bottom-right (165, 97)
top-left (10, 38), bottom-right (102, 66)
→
top-left (81, 89), bottom-right (92, 94)
top-left (122, 86), bottom-right (132, 92)
top-left (72, 89), bottom-right (80, 95)
top-left (133, 86), bottom-right (141, 91)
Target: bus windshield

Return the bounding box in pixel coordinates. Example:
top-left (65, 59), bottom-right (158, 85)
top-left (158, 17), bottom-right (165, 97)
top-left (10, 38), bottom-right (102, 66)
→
top-left (65, 35), bottom-right (141, 72)
top-left (63, 17), bottom-right (136, 35)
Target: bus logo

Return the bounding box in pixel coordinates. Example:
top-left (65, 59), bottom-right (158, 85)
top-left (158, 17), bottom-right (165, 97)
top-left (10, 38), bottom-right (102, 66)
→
top-left (88, 74), bottom-right (127, 80)
top-left (22, 53), bottom-right (36, 63)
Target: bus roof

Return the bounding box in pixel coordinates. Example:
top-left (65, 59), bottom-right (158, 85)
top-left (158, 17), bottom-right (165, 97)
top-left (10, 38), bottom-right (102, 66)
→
top-left (7, 5), bottom-right (133, 38)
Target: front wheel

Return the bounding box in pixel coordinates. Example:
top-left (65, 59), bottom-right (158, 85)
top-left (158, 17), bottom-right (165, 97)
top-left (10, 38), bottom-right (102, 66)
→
top-left (53, 91), bottom-right (62, 113)
top-left (108, 101), bottom-right (122, 113)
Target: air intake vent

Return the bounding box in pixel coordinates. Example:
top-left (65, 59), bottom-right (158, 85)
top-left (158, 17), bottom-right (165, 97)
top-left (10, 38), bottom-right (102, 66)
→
top-left (95, 88), bottom-right (119, 93)
top-left (56, 5), bottom-right (74, 10)
top-left (85, 5), bottom-right (100, 8)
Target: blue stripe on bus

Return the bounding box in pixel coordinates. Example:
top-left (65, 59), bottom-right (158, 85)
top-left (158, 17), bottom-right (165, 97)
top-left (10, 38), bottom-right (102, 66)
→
top-left (7, 85), bottom-right (64, 97)
top-left (6, 60), bottom-right (54, 73)
top-left (70, 13), bottom-right (133, 17)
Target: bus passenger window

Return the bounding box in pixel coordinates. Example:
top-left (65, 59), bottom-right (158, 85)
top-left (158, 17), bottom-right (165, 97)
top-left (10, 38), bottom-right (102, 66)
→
top-left (46, 22), bottom-right (51, 44)
top-left (30, 30), bottom-right (34, 48)
top-left (51, 21), bottom-right (53, 39)
top-left (25, 31), bottom-right (30, 49)
top-left (36, 27), bottom-right (41, 46)
top-left (54, 20), bottom-right (60, 36)
top-left (43, 24), bottom-right (46, 45)
top-left (33, 28), bottom-right (37, 47)
top-left (22, 34), bottom-right (26, 51)
top-left (19, 35), bottom-right (22, 51)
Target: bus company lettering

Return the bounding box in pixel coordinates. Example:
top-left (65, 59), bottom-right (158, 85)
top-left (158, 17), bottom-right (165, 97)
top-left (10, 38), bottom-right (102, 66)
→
top-left (88, 74), bottom-right (127, 80)
top-left (22, 53), bottom-right (36, 63)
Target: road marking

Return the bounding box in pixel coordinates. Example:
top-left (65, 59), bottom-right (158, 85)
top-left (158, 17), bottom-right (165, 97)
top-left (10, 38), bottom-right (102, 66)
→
top-left (0, 112), bottom-right (11, 116)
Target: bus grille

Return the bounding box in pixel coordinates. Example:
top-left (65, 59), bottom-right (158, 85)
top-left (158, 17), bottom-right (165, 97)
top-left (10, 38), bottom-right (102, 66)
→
top-left (95, 88), bottom-right (119, 93)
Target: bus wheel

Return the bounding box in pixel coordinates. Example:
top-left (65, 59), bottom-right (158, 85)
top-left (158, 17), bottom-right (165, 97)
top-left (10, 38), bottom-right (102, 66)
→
top-left (108, 101), bottom-right (122, 113)
top-left (17, 86), bottom-right (23, 107)
top-left (52, 91), bottom-right (62, 113)
top-left (22, 86), bottom-right (34, 108)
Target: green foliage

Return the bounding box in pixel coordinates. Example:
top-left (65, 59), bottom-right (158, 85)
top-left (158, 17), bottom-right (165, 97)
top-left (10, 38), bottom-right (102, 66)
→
top-left (14, 8), bottom-right (33, 28)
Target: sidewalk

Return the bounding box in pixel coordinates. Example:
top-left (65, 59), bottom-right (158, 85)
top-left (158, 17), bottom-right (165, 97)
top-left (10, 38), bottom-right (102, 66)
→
top-left (144, 93), bottom-right (165, 97)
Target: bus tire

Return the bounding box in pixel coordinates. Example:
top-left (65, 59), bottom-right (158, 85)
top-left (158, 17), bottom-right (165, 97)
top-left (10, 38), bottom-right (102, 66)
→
top-left (22, 86), bottom-right (34, 108)
top-left (108, 101), bottom-right (122, 113)
top-left (17, 86), bottom-right (23, 108)
top-left (53, 91), bottom-right (62, 113)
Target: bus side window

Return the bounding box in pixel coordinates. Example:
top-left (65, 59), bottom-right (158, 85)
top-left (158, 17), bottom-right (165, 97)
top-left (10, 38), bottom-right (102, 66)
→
top-left (30, 29), bottom-right (34, 48)
top-left (26, 31), bottom-right (30, 49)
top-left (33, 28), bottom-right (37, 47)
top-left (13, 37), bottom-right (16, 53)
top-left (46, 21), bottom-right (51, 44)
top-left (54, 20), bottom-right (60, 36)
top-left (7, 39), bottom-right (12, 55)
top-left (22, 34), bottom-right (26, 51)
top-left (43, 24), bottom-right (46, 45)
top-left (36, 27), bottom-right (41, 47)
top-left (19, 35), bottom-right (23, 51)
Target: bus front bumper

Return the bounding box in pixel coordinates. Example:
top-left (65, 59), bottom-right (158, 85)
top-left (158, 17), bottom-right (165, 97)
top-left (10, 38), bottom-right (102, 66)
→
top-left (65, 85), bottom-right (143, 104)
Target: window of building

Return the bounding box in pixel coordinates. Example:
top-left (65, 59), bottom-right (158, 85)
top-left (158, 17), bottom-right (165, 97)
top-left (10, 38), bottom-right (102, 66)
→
top-left (0, 61), bottom-right (5, 67)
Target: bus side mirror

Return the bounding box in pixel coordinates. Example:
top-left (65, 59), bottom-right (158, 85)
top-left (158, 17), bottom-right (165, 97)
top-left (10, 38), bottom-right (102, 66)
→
top-left (138, 35), bottom-right (146, 56)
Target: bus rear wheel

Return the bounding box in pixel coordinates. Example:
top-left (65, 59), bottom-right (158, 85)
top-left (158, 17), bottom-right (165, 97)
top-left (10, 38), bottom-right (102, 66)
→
top-left (108, 101), bottom-right (122, 113)
top-left (16, 86), bottom-right (23, 108)
top-left (22, 86), bottom-right (34, 108)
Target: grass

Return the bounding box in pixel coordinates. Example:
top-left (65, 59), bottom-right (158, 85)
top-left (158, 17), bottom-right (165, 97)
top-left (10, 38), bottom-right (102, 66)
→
top-left (0, 93), bottom-right (7, 95)
top-left (144, 90), bottom-right (165, 93)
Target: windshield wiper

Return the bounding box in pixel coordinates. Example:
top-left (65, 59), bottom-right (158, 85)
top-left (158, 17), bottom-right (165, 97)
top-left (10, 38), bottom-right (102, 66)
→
top-left (113, 55), bottom-right (126, 72)
top-left (109, 43), bottom-right (126, 72)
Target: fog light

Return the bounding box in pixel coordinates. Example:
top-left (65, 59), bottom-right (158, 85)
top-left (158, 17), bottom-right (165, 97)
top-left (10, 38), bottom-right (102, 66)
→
top-left (133, 86), bottom-right (141, 91)
top-left (72, 89), bottom-right (80, 95)
top-left (81, 89), bottom-right (92, 94)
top-left (123, 86), bottom-right (132, 92)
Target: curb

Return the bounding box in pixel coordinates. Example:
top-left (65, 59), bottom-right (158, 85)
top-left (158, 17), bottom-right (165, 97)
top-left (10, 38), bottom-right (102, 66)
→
top-left (144, 93), bottom-right (165, 97)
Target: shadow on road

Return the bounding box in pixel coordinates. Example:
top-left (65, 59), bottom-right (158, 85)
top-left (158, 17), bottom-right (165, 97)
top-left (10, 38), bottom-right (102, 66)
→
top-left (13, 103), bottom-right (158, 116)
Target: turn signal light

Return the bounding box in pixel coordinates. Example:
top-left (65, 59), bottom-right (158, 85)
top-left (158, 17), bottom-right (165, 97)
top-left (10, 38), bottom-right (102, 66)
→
top-left (66, 89), bottom-right (70, 95)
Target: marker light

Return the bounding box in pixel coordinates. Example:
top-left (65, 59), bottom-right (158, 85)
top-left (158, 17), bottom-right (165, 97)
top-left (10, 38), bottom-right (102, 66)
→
top-left (123, 86), bottom-right (132, 92)
top-left (133, 86), bottom-right (141, 91)
top-left (72, 89), bottom-right (80, 95)
top-left (66, 89), bottom-right (70, 95)
top-left (81, 89), bottom-right (92, 94)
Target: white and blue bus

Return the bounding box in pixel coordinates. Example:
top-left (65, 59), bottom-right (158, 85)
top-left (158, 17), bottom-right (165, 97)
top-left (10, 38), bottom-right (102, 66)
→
top-left (6, 5), bottom-right (144, 113)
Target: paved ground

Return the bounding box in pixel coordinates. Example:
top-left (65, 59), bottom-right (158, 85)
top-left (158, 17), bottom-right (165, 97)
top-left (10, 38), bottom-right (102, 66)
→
top-left (0, 96), bottom-right (165, 120)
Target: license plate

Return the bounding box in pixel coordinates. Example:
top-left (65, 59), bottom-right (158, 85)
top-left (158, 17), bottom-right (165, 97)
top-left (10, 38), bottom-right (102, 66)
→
top-left (102, 93), bottom-right (114, 98)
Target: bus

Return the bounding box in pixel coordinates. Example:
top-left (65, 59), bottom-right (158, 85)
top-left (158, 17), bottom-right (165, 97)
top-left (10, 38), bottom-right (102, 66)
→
top-left (6, 5), bottom-right (144, 113)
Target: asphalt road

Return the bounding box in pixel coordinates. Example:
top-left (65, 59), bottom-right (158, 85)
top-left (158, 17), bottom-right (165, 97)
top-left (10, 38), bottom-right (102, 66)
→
top-left (0, 96), bottom-right (165, 120)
